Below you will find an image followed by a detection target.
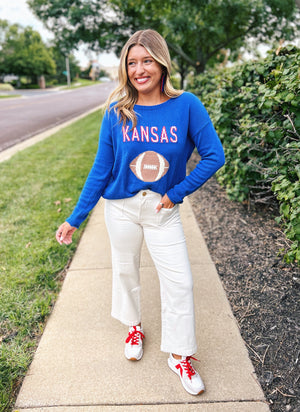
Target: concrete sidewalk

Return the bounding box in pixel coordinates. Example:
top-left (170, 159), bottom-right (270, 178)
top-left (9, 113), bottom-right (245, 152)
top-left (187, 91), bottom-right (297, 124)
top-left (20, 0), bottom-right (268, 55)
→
top-left (14, 199), bottom-right (270, 412)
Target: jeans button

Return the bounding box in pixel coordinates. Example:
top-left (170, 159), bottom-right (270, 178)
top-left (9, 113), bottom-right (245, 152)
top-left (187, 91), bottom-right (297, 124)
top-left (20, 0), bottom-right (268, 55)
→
top-left (142, 191), bottom-right (147, 196)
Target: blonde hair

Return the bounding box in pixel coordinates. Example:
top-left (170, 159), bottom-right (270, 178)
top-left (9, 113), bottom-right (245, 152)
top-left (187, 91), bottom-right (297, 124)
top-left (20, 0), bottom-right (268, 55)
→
top-left (106, 29), bottom-right (183, 127)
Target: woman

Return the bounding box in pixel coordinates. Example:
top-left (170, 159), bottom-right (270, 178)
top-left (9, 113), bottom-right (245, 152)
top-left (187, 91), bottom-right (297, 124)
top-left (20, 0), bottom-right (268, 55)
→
top-left (56, 29), bottom-right (225, 396)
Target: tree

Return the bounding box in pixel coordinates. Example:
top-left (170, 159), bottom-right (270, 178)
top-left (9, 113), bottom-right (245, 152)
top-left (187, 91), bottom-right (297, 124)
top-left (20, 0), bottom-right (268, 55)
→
top-left (110, 0), bottom-right (299, 75)
top-left (0, 19), bottom-right (56, 84)
top-left (27, 0), bottom-right (299, 84)
top-left (47, 46), bottom-right (81, 84)
top-left (27, 0), bottom-right (120, 56)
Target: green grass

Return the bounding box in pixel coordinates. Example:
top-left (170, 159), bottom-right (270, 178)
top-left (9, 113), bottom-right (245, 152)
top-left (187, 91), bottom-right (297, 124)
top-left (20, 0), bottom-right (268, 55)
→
top-left (56, 78), bottom-right (102, 90)
top-left (0, 95), bottom-right (21, 99)
top-left (0, 110), bottom-right (102, 412)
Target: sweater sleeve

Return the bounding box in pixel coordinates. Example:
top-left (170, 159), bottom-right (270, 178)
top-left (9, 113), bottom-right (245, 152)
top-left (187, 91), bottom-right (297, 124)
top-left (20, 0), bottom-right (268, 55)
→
top-left (167, 96), bottom-right (225, 204)
top-left (66, 110), bottom-right (114, 228)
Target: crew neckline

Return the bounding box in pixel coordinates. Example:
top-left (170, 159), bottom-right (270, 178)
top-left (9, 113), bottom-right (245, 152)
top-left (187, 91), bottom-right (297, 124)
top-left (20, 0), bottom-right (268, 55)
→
top-left (134, 94), bottom-right (181, 110)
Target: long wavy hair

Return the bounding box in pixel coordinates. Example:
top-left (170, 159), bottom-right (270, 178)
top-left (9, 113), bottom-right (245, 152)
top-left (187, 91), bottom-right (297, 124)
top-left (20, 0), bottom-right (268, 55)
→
top-left (106, 29), bottom-right (183, 128)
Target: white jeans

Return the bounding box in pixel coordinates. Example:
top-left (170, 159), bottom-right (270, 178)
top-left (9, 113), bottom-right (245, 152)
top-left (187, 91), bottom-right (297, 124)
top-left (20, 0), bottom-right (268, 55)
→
top-left (104, 190), bottom-right (197, 356)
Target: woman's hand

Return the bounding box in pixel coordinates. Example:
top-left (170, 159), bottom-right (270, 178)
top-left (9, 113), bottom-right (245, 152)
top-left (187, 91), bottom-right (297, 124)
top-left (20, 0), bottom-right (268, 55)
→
top-left (156, 194), bottom-right (175, 213)
top-left (56, 221), bottom-right (77, 245)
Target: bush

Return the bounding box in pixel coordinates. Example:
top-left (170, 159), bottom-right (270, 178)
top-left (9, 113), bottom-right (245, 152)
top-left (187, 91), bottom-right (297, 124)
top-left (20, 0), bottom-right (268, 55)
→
top-left (0, 83), bottom-right (14, 91)
top-left (188, 46), bottom-right (300, 264)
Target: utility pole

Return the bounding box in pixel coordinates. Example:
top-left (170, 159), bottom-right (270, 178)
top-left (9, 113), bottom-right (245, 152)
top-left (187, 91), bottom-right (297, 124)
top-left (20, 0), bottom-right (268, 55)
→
top-left (65, 57), bottom-right (71, 87)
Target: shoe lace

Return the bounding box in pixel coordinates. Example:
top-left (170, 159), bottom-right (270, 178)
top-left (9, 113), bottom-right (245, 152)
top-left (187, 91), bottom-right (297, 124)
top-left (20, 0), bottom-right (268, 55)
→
top-left (125, 326), bottom-right (145, 345)
top-left (176, 356), bottom-right (199, 380)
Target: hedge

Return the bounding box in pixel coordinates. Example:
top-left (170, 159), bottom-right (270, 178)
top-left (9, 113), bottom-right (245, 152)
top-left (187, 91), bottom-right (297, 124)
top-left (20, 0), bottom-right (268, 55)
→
top-left (188, 46), bottom-right (300, 264)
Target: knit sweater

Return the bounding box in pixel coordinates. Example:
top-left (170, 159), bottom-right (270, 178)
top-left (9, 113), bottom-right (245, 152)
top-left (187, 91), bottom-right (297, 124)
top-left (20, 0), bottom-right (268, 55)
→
top-left (66, 92), bottom-right (225, 228)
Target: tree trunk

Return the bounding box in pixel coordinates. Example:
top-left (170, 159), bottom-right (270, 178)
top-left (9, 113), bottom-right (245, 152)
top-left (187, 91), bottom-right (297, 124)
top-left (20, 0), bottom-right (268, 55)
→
top-left (180, 73), bottom-right (185, 90)
top-left (177, 60), bottom-right (189, 90)
top-left (195, 60), bottom-right (206, 74)
top-left (38, 75), bottom-right (46, 89)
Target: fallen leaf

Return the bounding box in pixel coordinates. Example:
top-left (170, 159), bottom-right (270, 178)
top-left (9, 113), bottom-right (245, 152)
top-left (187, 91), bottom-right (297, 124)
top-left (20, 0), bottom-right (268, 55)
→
top-left (54, 200), bottom-right (61, 205)
top-left (26, 242), bottom-right (31, 248)
top-left (57, 208), bottom-right (62, 213)
top-left (64, 198), bottom-right (72, 203)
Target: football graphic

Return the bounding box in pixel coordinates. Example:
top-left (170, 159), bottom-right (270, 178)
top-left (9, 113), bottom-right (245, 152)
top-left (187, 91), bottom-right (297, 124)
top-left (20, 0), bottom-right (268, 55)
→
top-left (130, 151), bottom-right (169, 182)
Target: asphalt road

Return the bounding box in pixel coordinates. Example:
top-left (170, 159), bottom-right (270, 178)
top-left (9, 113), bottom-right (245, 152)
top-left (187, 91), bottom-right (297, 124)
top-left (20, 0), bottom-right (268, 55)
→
top-left (0, 82), bottom-right (115, 152)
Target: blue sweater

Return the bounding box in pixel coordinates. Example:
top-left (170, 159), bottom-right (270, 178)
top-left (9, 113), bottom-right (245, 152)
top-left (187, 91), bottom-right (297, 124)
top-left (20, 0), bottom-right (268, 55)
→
top-left (67, 92), bottom-right (225, 228)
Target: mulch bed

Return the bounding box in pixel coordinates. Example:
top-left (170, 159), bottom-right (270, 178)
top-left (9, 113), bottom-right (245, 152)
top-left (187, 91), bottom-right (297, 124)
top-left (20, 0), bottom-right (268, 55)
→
top-left (187, 152), bottom-right (299, 412)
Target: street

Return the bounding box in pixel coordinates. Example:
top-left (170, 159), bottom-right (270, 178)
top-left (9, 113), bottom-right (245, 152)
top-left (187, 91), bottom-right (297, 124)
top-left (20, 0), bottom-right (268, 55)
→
top-left (0, 82), bottom-right (115, 152)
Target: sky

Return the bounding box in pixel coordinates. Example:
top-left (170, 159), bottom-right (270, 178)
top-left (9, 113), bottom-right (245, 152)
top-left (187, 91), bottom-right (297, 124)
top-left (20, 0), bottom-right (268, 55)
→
top-left (0, 0), bottom-right (120, 68)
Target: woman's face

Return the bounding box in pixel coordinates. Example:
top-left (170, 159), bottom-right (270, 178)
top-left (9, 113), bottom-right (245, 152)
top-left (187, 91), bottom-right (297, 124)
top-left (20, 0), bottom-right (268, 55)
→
top-left (127, 45), bottom-right (163, 98)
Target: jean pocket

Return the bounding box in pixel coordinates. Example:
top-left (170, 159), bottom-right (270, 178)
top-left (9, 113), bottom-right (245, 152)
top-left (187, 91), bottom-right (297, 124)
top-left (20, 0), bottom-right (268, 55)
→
top-left (158, 204), bottom-right (179, 225)
top-left (106, 198), bottom-right (125, 217)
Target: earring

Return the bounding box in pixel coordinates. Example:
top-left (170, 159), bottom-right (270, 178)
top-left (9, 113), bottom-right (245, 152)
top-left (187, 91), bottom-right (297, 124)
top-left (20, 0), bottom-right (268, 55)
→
top-left (160, 73), bottom-right (166, 93)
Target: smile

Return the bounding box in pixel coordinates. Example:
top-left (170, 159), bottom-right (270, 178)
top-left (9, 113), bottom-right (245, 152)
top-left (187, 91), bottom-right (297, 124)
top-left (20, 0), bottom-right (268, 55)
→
top-left (135, 77), bottom-right (150, 84)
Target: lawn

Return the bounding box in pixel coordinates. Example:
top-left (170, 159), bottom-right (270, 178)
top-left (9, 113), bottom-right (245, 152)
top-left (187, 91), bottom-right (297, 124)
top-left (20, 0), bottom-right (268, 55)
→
top-left (0, 109), bottom-right (103, 412)
top-left (53, 78), bottom-right (103, 90)
top-left (0, 95), bottom-right (21, 99)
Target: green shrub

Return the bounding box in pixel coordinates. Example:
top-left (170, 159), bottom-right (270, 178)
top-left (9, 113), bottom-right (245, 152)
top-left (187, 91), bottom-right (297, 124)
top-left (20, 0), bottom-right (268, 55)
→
top-left (170, 74), bottom-right (181, 90)
top-left (0, 83), bottom-right (14, 91)
top-left (189, 46), bottom-right (300, 263)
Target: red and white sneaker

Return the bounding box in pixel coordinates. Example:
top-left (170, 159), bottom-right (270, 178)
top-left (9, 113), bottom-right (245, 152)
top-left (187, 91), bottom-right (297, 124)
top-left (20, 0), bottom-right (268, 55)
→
top-left (125, 325), bottom-right (145, 361)
top-left (168, 354), bottom-right (205, 395)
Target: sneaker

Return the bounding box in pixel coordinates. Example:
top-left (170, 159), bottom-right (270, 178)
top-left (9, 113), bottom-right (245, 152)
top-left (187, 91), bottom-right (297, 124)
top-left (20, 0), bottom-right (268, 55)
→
top-left (124, 325), bottom-right (145, 361)
top-left (168, 354), bottom-right (205, 395)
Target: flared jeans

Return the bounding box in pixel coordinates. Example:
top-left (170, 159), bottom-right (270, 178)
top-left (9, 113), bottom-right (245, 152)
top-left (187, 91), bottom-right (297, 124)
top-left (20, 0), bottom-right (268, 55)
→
top-left (104, 190), bottom-right (197, 356)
